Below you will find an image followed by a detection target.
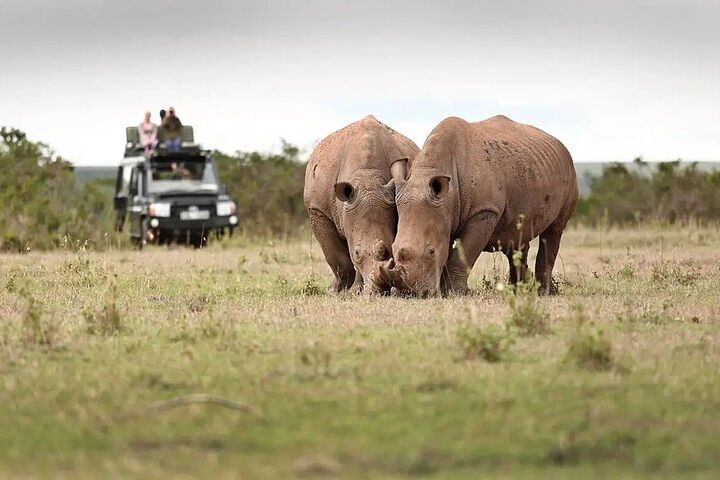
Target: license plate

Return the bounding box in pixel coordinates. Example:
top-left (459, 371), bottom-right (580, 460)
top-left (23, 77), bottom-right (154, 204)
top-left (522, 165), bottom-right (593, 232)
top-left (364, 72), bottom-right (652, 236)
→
top-left (180, 210), bottom-right (210, 220)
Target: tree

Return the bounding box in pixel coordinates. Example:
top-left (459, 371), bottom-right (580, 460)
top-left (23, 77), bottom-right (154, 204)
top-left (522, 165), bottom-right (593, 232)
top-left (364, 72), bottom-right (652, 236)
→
top-left (0, 127), bottom-right (113, 251)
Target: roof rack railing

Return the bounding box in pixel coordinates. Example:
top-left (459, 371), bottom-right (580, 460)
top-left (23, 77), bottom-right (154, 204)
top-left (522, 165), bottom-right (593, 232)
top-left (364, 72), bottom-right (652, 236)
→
top-left (125, 126), bottom-right (197, 156)
top-left (126, 125), bottom-right (195, 144)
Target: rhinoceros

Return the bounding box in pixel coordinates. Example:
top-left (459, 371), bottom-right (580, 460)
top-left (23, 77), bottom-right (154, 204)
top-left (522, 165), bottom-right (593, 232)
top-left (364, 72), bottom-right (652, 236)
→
top-left (304, 115), bottom-right (419, 293)
top-left (380, 115), bottom-right (578, 296)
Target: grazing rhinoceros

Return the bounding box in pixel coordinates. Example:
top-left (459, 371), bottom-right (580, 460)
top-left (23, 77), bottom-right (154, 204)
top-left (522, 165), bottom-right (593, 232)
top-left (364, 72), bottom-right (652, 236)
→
top-left (304, 115), bottom-right (419, 293)
top-left (380, 115), bottom-right (578, 296)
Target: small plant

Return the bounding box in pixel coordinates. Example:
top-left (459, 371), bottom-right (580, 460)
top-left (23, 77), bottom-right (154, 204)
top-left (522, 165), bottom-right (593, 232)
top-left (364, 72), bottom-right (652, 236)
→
top-left (566, 305), bottom-right (613, 371)
top-left (260, 250), bottom-right (293, 264)
top-left (480, 273), bottom-right (503, 292)
top-left (617, 301), bottom-right (673, 325)
top-left (270, 276), bottom-right (295, 296)
top-left (20, 289), bottom-right (58, 346)
top-left (456, 323), bottom-right (514, 362)
top-left (650, 263), bottom-right (700, 286)
top-left (502, 281), bottom-right (551, 335)
top-left (500, 251), bottom-right (551, 336)
top-left (5, 269), bottom-right (20, 293)
top-left (187, 293), bottom-right (211, 314)
top-left (85, 279), bottom-right (123, 335)
top-left (59, 248), bottom-right (107, 289)
top-left (198, 312), bottom-right (233, 339)
top-left (300, 275), bottom-right (323, 296)
top-left (298, 341), bottom-right (333, 377)
top-left (613, 263), bottom-right (636, 280)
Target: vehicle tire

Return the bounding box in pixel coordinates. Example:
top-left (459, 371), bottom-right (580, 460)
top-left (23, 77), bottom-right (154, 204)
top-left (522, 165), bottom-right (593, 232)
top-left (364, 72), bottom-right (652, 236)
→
top-left (190, 232), bottom-right (207, 249)
top-left (158, 229), bottom-right (172, 245)
top-left (137, 217), bottom-right (148, 250)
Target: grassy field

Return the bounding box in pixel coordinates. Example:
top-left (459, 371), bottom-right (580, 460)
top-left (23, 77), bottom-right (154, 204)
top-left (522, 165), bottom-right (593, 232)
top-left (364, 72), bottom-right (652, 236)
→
top-left (1, 225), bottom-right (719, 479)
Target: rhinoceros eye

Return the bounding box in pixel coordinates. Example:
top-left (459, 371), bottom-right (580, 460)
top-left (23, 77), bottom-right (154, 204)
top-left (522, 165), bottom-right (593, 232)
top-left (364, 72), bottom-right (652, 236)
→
top-left (428, 175), bottom-right (450, 199)
top-left (375, 244), bottom-right (391, 261)
top-left (334, 182), bottom-right (357, 203)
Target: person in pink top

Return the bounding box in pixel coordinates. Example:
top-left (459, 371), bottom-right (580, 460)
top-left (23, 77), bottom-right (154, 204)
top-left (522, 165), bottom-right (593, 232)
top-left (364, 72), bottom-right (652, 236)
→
top-left (139, 111), bottom-right (158, 154)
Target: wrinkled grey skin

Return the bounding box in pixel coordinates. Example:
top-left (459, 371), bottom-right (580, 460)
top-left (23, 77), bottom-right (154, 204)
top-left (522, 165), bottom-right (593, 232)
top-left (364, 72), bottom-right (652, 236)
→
top-left (304, 115), bottom-right (419, 294)
top-left (381, 115), bottom-right (578, 296)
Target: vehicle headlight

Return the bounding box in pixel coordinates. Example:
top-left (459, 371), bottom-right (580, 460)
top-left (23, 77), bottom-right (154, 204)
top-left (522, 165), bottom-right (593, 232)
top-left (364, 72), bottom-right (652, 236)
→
top-left (148, 202), bottom-right (171, 217)
top-left (216, 201), bottom-right (236, 216)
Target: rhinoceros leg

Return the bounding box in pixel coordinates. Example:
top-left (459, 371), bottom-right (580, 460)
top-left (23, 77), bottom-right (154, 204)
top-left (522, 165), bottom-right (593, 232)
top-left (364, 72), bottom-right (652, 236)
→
top-left (308, 210), bottom-right (355, 292)
top-left (349, 270), bottom-right (364, 294)
top-left (442, 211), bottom-right (500, 295)
top-left (506, 245), bottom-right (529, 285)
top-left (535, 226), bottom-right (563, 295)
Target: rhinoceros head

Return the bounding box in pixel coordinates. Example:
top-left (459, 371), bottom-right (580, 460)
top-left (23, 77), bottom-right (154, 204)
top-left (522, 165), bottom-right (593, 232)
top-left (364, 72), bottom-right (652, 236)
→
top-left (380, 162), bottom-right (454, 297)
top-left (334, 159), bottom-right (408, 294)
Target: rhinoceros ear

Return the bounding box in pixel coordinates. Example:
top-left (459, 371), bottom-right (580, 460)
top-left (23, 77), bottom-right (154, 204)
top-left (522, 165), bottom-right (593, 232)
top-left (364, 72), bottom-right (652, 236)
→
top-left (390, 158), bottom-right (408, 182)
top-left (334, 182), bottom-right (356, 203)
top-left (429, 175), bottom-right (451, 199)
top-left (382, 178), bottom-right (397, 201)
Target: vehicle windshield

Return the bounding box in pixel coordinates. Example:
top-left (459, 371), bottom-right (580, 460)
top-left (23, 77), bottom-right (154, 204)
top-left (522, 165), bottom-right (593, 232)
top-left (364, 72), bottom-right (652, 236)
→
top-left (147, 156), bottom-right (219, 193)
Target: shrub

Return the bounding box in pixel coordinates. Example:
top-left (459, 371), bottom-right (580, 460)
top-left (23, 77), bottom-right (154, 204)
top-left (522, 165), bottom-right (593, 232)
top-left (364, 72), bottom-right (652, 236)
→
top-left (0, 127), bottom-right (116, 251)
top-left (500, 251), bottom-right (551, 336)
top-left (214, 141), bottom-right (307, 238)
top-left (21, 290), bottom-right (58, 346)
top-left (650, 263), bottom-right (700, 286)
top-left (501, 281), bottom-right (551, 336)
top-left (84, 279), bottom-right (123, 336)
top-left (456, 323), bottom-right (514, 362)
top-left (566, 306), bottom-right (614, 371)
top-left (298, 341), bottom-right (333, 378)
top-left (616, 301), bottom-right (672, 325)
top-left (575, 158), bottom-right (720, 226)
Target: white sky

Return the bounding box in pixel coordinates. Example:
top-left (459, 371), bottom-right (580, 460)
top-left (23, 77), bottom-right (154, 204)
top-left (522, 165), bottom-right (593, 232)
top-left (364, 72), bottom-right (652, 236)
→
top-left (1, 0), bottom-right (718, 165)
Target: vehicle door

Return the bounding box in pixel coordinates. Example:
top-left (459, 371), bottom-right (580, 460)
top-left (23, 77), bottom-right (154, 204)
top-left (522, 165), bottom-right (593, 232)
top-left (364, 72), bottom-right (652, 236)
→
top-left (127, 166), bottom-right (145, 238)
top-left (113, 165), bottom-right (132, 231)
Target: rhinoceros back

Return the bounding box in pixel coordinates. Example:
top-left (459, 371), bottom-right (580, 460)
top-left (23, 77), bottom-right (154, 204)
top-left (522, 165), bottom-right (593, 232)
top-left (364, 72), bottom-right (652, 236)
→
top-left (469, 115), bottom-right (578, 240)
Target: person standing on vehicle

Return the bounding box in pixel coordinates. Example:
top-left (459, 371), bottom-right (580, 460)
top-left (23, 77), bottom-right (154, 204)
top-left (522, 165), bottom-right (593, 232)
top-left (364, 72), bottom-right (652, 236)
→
top-left (162, 107), bottom-right (183, 152)
top-left (139, 111), bottom-right (158, 155)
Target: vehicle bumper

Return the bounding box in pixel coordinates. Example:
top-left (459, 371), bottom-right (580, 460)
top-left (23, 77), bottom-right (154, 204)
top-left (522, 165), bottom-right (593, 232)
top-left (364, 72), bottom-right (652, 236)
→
top-left (148, 215), bottom-right (238, 231)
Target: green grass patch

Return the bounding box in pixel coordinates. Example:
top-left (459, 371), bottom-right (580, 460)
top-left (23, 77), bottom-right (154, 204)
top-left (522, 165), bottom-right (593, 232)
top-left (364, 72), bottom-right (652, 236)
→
top-left (0, 231), bottom-right (719, 478)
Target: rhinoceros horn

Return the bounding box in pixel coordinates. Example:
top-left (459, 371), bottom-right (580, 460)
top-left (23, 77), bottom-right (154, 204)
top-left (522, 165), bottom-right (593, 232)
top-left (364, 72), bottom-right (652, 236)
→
top-left (379, 258), bottom-right (396, 286)
top-left (379, 258), bottom-right (408, 291)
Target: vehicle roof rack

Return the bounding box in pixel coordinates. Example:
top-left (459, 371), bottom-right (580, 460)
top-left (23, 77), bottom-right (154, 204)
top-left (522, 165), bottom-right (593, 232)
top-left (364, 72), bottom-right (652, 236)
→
top-left (150, 146), bottom-right (204, 158)
top-left (126, 125), bottom-right (194, 143)
top-left (124, 125), bottom-right (197, 157)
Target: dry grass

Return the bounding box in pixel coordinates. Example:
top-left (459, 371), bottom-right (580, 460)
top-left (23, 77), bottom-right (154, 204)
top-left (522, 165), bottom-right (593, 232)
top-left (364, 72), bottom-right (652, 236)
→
top-left (0, 224), bottom-right (719, 478)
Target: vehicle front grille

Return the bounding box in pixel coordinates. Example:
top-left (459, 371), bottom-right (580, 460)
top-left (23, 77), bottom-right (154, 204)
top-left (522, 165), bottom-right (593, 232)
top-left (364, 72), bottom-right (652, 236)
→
top-left (170, 204), bottom-right (216, 217)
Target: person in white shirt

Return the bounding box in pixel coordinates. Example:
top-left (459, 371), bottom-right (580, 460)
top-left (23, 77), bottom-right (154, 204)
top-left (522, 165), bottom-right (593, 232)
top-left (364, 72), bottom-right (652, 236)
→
top-left (139, 111), bottom-right (158, 154)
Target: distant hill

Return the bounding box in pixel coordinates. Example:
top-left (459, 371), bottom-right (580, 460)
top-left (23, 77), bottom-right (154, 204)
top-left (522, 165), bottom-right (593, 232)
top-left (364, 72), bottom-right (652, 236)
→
top-left (73, 161), bottom-right (720, 197)
top-left (74, 166), bottom-right (116, 185)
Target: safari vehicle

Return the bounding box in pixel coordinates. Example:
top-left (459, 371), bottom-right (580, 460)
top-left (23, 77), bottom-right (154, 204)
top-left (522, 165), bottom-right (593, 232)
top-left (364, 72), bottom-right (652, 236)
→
top-left (114, 126), bottom-right (238, 248)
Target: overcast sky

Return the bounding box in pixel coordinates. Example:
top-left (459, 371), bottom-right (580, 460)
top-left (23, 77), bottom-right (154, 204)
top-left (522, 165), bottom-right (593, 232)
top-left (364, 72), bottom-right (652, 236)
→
top-left (2, 0), bottom-right (718, 165)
